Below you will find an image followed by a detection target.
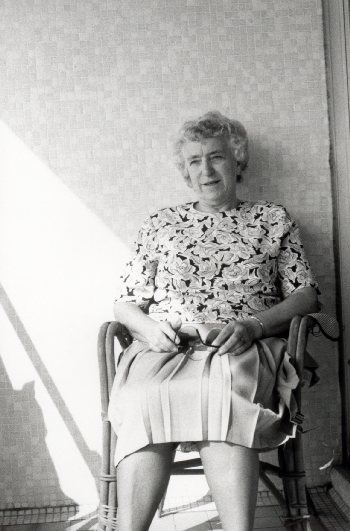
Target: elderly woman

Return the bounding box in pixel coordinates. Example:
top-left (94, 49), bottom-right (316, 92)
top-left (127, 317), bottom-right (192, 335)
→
top-left (108, 111), bottom-right (318, 531)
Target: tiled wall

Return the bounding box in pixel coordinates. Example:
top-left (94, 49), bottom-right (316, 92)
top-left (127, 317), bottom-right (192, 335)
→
top-left (0, 0), bottom-right (341, 508)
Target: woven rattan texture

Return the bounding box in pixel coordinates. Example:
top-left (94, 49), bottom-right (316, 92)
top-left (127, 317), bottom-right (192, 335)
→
top-left (0, 0), bottom-right (341, 509)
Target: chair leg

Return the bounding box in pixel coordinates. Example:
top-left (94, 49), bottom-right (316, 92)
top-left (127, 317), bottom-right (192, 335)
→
top-left (279, 442), bottom-right (298, 519)
top-left (158, 492), bottom-right (166, 518)
top-left (98, 419), bottom-right (111, 530)
top-left (98, 422), bottom-right (118, 531)
top-left (279, 432), bottom-right (311, 530)
top-left (293, 432), bottom-right (309, 517)
top-left (108, 430), bottom-right (118, 530)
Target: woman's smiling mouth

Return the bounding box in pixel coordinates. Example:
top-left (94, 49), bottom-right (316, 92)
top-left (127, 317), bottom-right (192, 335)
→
top-left (203, 180), bottom-right (220, 186)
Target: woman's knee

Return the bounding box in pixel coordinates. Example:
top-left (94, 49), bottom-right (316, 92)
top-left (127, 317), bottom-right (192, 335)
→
top-left (117, 442), bottom-right (174, 471)
top-left (197, 441), bottom-right (259, 470)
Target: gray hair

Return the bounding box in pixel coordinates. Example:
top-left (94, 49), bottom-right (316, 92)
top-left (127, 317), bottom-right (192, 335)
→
top-left (172, 111), bottom-right (249, 179)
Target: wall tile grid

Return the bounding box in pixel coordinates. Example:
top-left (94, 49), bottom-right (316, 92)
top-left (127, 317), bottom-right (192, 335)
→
top-left (0, 0), bottom-right (341, 508)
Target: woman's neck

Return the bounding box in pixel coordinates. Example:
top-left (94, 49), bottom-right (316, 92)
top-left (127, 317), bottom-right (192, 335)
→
top-left (194, 197), bottom-right (241, 213)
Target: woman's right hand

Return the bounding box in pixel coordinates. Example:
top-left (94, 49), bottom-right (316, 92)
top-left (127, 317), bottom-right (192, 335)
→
top-left (114, 302), bottom-right (182, 353)
top-left (132, 318), bottom-right (181, 353)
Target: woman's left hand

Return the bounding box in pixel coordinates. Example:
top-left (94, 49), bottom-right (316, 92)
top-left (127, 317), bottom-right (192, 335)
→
top-left (211, 319), bottom-right (262, 356)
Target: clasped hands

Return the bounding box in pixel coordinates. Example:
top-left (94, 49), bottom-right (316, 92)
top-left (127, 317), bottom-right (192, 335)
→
top-left (133, 314), bottom-right (263, 356)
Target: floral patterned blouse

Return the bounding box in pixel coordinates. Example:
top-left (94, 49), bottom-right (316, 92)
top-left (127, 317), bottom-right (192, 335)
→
top-left (115, 201), bottom-right (318, 323)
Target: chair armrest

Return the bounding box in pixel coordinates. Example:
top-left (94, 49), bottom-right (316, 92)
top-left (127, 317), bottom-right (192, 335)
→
top-left (287, 315), bottom-right (315, 375)
top-left (97, 320), bottom-right (133, 416)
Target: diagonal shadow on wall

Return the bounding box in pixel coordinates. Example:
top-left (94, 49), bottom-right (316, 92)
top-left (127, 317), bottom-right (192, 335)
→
top-left (0, 353), bottom-right (77, 510)
top-left (0, 282), bottom-right (101, 487)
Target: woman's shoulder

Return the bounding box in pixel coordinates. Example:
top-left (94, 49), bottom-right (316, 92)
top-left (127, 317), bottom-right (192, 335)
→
top-left (146, 203), bottom-right (191, 219)
top-left (239, 200), bottom-right (293, 226)
top-left (141, 203), bottom-right (193, 227)
top-left (241, 199), bottom-right (286, 213)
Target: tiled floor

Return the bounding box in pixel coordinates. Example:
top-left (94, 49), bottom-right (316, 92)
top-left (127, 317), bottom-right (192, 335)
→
top-left (1, 459), bottom-right (348, 531)
top-left (153, 494), bottom-right (290, 531)
top-left (0, 488), bottom-right (349, 531)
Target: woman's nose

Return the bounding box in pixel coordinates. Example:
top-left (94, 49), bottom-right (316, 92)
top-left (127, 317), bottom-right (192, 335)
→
top-left (202, 159), bottom-right (214, 175)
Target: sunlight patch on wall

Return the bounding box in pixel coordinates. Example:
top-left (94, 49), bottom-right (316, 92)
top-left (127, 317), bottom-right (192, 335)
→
top-left (0, 304), bottom-right (97, 506)
top-left (0, 121), bottom-right (130, 505)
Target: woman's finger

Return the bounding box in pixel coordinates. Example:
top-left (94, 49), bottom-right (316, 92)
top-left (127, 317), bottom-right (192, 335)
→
top-left (148, 322), bottom-right (179, 352)
top-left (215, 320), bottom-right (258, 355)
top-left (227, 344), bottom-right (250, 356)
top-left (217, 333), bottom-right (252, 355)
top-left (160, 321), bottom-right (180, 345)
top-left (148, 344), bottom-right (163, 353)
top-left (216, 329), bottom-right (245, 351)
top-left (151, 338), bottom-right (178, 352)
top-left (167, 314), bottom-right (182, 334)
top-left (210, 323), bottom-right (237, 346)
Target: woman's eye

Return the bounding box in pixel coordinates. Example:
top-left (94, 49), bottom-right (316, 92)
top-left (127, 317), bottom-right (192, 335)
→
top-left (190, 159), bottom-right (200, 165)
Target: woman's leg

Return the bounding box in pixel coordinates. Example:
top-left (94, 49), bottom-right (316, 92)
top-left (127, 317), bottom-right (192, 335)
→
top-left (197, 441), bottom-right (259, 531)
top-left (116, 442), bottom-right (174, 531)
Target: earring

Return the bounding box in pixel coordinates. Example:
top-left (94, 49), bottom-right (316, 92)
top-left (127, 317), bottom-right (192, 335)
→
top-left (236, 161), bottom-right (243, 183)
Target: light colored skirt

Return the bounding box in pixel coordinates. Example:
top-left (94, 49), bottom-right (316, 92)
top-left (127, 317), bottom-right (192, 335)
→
top-left (108, 337), bottom-right (299, 467)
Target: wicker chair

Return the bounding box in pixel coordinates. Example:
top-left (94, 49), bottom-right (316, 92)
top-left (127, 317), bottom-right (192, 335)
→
top-left (97, 314), bottom-right (337, 531)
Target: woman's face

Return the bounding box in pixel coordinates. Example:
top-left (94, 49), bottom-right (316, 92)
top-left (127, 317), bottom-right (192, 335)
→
top-left (182, 136), bottom-right (240, 212)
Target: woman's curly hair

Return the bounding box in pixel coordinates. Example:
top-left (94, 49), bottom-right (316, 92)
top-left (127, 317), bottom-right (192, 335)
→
top-left (172, 111), bottom-right (249, 180)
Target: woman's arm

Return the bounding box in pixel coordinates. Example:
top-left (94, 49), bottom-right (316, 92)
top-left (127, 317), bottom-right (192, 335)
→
top-left (215, 208), bottom-right (320, 357)
top-left (114, 301), bottom-right (180, 353)
top-left (248, 286), bottom-right (318, 337)
top-left (113, 213), bottom-right (182, 353)
top-left (212, 286), bottom-right (318, 356)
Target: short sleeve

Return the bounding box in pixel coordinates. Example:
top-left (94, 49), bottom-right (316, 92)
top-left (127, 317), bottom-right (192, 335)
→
top-left (277, 211), bottom-right (319, 298)
top-left (115, 215), bottom-right (159, 312)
